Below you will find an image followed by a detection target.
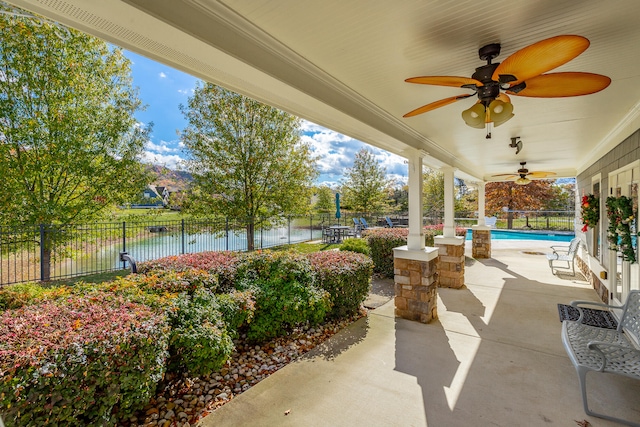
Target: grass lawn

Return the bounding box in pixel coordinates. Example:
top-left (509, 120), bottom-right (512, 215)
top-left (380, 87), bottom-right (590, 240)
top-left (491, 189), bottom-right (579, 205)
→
top-left (49, 269), bottom-right (131, 287)
top-left (272, 242), bottom-right (341, 253)
top-left (110, 208), bottom-right (187, 222)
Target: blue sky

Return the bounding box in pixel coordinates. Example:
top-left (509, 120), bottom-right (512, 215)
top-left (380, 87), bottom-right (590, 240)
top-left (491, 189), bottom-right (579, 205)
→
top-left (125, 51), bottom-right (408, 188)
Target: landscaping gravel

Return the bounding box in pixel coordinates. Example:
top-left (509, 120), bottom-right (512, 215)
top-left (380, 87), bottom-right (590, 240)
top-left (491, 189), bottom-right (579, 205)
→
top-left (118, 314), bottom-right (362, 427)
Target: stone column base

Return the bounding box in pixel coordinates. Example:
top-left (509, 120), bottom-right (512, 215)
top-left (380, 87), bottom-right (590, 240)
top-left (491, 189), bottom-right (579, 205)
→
top-left (472, 226), bottom-right (491, 259)
top-left (393, 246), bottom-right (439, 324)
top-left (434, 236), bottom-right (465, 289)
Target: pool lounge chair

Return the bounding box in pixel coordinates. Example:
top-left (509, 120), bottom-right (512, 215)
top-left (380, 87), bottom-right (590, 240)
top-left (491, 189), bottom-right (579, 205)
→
top-left (359, 218), bottom-right (370, 229)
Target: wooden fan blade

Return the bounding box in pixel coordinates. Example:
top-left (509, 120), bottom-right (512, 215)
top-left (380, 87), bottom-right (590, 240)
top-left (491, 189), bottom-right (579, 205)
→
top-left (527, 171), bottom-right (557, 178)
top-left (491, 174), bottom-right (518, 178)
top-left (403, 94), bottom-right (473, 118)
top-left (405, 76), bottom-right (483, 88)
top-left (507, 72), bottom-right (611, 97)
top-left (492, 35), bottom-right (590, 85)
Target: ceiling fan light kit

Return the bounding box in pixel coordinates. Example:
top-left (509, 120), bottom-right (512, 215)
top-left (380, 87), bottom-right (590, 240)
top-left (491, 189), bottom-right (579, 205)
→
top-left (404, 35), bottom-right (611, 139)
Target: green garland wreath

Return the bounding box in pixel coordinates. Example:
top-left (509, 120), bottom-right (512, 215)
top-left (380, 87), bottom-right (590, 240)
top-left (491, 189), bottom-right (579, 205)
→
top-left (580, 194), bottom-right (599, 232)
top-left (606, 195), bottom-right (638, 263)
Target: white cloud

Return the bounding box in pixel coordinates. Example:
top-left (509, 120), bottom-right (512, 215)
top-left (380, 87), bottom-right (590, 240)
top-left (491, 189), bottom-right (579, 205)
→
top-left (140, 151), bottom-right (185, 170)
top-left (301, 121), bottom-right (408, 185)
top-left (145, 140), bottom-right (179, 154)
top-left (159, 72), bottom-right (167, 79)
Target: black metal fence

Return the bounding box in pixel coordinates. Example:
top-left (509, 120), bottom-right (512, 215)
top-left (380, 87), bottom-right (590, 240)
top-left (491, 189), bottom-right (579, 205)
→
top-left (0, 210), bottom-right (575, 286)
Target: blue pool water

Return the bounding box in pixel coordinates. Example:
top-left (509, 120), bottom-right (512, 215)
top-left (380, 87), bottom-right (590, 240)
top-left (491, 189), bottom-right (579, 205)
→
top-left (465, 229), bottom-right (574, 242)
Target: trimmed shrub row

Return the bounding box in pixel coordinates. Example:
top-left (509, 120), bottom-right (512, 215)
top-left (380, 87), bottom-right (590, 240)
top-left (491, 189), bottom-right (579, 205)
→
top-left (0, 248), bottom-right (373, 426)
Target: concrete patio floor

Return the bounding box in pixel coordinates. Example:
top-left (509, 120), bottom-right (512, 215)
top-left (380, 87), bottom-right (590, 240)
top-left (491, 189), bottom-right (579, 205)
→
top-left (197, 240), bottom-right (640, 427)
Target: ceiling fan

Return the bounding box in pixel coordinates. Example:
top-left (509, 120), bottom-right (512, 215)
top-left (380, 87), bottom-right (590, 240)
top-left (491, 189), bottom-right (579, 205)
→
top-left (492, 162), bottom-right (556, 185)
top-left (403, 35), bottom-right (611, 138)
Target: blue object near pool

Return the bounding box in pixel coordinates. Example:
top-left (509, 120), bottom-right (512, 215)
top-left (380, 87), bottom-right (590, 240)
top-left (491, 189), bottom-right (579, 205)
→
top-left (465, 229), bottom-right (574, 242)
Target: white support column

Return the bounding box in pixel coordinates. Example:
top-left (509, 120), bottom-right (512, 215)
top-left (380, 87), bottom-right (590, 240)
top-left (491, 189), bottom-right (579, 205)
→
top-left (471, 181), bottom-right (491, 258)
top-left (407, 151), bottom-right (425, 250)
top-left (442, 166), bottom-right (456, 238)
top-left (477, 181), bottom-right (486, 226)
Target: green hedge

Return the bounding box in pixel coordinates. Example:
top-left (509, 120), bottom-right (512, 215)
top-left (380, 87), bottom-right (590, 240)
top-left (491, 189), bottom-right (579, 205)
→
top-left (236, 251), bottom-right (331, 343)
top-left (339, 238), bottom-right (371, 256)
top-left (215, 290), bottom-right (256, 337)
top-left (166, 288), bottom-right (234, 377)
top-left (308, 251), bottom-right (374, 318)
top-left (0, 293), bottom-right (169, 426)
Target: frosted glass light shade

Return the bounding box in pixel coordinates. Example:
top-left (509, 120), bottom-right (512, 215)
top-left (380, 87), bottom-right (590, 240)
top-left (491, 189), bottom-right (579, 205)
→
top-left (462, 103), bottom-right (486, 128)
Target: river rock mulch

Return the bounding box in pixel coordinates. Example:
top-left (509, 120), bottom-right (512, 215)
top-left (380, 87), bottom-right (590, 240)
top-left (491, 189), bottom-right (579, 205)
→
top-left (118, 312), bottom-right (365, 427)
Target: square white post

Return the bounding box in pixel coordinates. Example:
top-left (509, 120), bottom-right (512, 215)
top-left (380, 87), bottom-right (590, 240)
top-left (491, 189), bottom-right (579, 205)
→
top-left (407, 150), bottom-right (425, 250)
top-left (442, 166), bottom-right (456, 238)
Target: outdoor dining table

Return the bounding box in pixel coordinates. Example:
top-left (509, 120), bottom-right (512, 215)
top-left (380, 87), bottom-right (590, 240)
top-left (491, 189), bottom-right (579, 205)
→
top-left (328, 225), bottom-right (351, 243)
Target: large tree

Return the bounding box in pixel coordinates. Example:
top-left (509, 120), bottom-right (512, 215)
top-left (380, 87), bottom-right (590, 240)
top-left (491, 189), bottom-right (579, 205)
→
top-left (341, 148), bottom-right (392, 216)
top-left (485, 180), bottom-right (555, 227)
top-left (0, 11), bottom-right (151, 278)
top-left (180, 83), bottom-right (317, 250)
top-left (313, 186), bottom-right (335, 213)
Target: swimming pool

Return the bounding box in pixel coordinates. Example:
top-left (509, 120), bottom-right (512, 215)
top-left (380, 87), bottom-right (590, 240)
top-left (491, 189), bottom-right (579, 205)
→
top-left (464, 229), bottom-right (574, 242)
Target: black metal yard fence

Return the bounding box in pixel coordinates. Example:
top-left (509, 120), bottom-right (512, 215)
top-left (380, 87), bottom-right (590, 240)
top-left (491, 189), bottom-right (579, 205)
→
top-left (0, 210), bottom-right (575, 286)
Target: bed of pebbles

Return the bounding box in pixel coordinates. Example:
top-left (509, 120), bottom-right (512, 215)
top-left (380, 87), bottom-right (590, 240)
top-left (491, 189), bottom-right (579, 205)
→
top-left (119, 314), bottom-right (362, 427)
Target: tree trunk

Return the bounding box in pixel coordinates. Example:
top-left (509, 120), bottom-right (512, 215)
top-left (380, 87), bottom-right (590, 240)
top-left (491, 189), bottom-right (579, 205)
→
top-left (40, 224), bottom-right (52, 281)
top-left (507, 211), bottom-right (514, 229)
top-left (41, 248), bottom-right (52, 281)
top-left (246, 218), bottom-right (255, 251)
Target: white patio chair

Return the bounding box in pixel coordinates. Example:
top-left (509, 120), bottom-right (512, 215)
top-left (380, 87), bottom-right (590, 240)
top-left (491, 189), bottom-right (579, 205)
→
top-left (546, 237), bottom-right (581, 275)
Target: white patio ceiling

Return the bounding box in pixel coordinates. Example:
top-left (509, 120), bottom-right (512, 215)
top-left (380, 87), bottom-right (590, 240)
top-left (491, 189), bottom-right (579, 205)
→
top-left (8, 0), bottom-right (640, 183)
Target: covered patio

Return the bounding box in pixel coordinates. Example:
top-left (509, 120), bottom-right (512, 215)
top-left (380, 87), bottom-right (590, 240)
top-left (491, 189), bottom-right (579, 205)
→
top-left (5, 1), bottom-right (640, 424)
top-left (198, 240), bottom-right (640, 426)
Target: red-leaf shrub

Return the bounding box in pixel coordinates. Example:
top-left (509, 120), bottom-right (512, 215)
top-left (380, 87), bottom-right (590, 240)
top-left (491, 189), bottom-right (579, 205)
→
top-left (308, 251), bottom-right (373, 318)
top-left (139, 251), bottom-right (241, 291)
top-left (364, 228), bottom-right (408, 278)
top-left (0, 293), bottom-right (169, 426)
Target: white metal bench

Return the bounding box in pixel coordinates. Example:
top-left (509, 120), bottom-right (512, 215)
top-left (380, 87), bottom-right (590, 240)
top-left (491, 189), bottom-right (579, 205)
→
top-left (546, 237), bottom-right (580, 275)
top-left (561, 290), bottom-right (640, 426)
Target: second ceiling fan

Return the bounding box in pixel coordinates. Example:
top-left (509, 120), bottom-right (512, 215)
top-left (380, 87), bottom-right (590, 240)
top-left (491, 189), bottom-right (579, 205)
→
top-left (492, 162), bottom-right (556, 185)
top-left (403, 35), bottom-right (611, 138)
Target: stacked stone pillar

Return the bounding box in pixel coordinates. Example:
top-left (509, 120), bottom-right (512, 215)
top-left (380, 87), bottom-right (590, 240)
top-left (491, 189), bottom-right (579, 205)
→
top-left (471, 225), bottom-right (491, 258)
top-left (434, 236), bottom-right (465, 289)
top-left (393, 247), bottom-right (439, 323)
